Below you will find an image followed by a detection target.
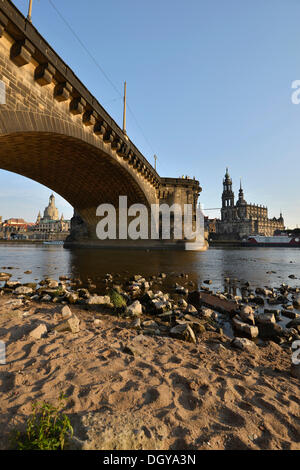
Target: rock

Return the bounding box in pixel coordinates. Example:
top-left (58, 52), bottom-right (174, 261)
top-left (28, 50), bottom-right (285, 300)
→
top-left (47, 280), bottom-right (59, 288)
top-left (93, 319), bottom-right (102, 328)
top-left (77, 288), bottom-right (90, 299)
top-left (4, 298), bottom-right (23, 308)
top-left (210, 342), bottom-right (226, 352)
top-left (5, 281), bottom-right (20, 288)
top-left (232, 316), bottom-right (259, 338)
top-left (258, 322), bottom-right (284, 340)
top-left (130, 318), bottom-right (141, 329)
top-left (170, 323), bottom-right (197, 344)
top-left (175, 285), bottom-right (186, 294)
top-left (204, 280), bottom-right (212, 285)
top-left (127, 300), bottom-right (142, 317)
top-left (14, 286), bottom-right (33, 295)
top-left (41, 294), bottom-right (52, 302)
top-left (231, 337), bottom-right (256, 351)
top-left (201, 307), bottom-right (217, 321)
top-left (24, 270), bottom-right (32, 274)
top-left (286, 318), bottom-right (300, 329)
top-left (183, 316), bottom-right (206, 335)
top-left (293, 296), bottom-right (300, 308)
top-left (178, 298), bottom-right (187, 308)
top-left (255, 313), bottom-right (276, 325)
top-left (142, 320), bottom-right (158, 328)
top-left (151, 298), bottom-right (169, 312)
top-left (60, 305), bottom-right (72, 319)
top-left (252, 296), bottom-right (265, 305)
top-left (0, 272), bottom-right (12, 281)
top-left (86, 295), bottom-right (111, 305)
top-left (66, 292), bottom-right (79, 304)
top-left (185, 304), bottom-right (198, 314)
top-left (239, 305), bottom-right (255, 325)
top-left (55, 314), bottom-right (80, 334)
top-left (158, 311), bottom-right (174, 322)
top-left (29, 324), bottom-right (47, 339)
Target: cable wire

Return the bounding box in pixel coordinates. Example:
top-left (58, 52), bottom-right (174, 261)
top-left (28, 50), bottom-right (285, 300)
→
top-left (47, 0), bottom-right (157, 157)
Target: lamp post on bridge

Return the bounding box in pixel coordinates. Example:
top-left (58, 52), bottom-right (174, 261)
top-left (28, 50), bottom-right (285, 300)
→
top-left (27, 0), bottom-right (33, 22)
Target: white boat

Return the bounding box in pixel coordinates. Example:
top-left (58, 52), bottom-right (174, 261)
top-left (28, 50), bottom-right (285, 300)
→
top-left (43, 241), bottom-right (64, 245)
top-left (244, 235), bottom-right (300, 247)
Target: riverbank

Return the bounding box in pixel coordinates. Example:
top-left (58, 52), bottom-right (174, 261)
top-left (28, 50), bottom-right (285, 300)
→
top-left (0, 239), bottom-right (44, 244)
top-left (0, 272), bottom-right (299, 450)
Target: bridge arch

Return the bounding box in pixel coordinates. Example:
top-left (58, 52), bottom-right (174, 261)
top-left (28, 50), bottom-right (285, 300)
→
top-left (0, 110), bottom-right (156, 238)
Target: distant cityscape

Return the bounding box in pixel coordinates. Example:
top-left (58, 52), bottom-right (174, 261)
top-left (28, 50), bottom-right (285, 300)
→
top-left (0, 194), bottom-right (70, 241)
top-left (0, 170), bottom-right (298, 243)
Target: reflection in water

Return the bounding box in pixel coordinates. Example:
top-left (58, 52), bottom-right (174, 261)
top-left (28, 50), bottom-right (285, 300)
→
top-left (0, 244), bottom-right (299, 292)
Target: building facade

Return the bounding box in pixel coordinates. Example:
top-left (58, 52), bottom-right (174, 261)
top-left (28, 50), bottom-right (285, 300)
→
top-left (31, 194), bottom-right (70, 240)
top-left (216, 169), bottom-right (285, 239)
top-left (0, 218), bottom-right (34, 239)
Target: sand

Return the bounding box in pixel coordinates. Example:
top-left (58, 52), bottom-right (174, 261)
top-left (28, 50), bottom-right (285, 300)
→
top-left (0, 297), bottom-right (299, 450)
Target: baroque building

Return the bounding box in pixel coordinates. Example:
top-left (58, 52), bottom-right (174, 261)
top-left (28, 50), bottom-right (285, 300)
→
top-left (31, 194), bottom-right (70, 240)
top-left (216, 169), bottom-right (285, 238)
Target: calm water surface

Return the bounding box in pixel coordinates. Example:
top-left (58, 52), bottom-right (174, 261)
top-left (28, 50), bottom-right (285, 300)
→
top-left (0, 244), bottom-right (299, 291)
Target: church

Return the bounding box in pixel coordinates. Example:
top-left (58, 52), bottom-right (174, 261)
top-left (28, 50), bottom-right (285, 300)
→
top-left (33, 194), bottom-right (70, 237)
top-left (216, 169), bottom-right (285, 239)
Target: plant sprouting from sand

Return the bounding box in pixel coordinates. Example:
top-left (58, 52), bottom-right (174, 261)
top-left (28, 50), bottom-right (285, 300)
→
top-left (109, 288), bottom-right (127, 314)
top-left (12, 393), bottom-right (73, 450)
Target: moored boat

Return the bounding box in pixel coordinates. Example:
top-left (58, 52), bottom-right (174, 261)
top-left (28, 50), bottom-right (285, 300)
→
top-left (243, 235), bottom-right (300, 247)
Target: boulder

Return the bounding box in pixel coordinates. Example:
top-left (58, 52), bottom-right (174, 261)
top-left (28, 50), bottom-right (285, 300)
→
top-left (170, 323), bottom-right (197, 344)
top-left (29, 324), bottom-right (47, 339)
top-left (258, 322), bottom-right (284, 340)
top-left (142, 320), bottom-right (158, 328)
top-left (231, 337), bottom-right (256, 351)
top-left (60, 305), bottom-right (72, 319)
top-left (293, 296), bottom-right (300, 308)
top-left (185, 304), bottom-right (198, 314)
top-left (55, 314), bottom-right (80, 334)
top-left (239, 305), bottom-right (255, 325)
top-left (47, 280), bottom-right (59, 288)
top-left (255, 313), bottom-right (276, 325)
top-left (201, 307), bottom-right (217, 321)
top-left (85, 295), bottom-right (111, 305)
top-left (232, 316), bottom-right (259, 338)
top-left (5, 298), bottom-right (23, 308)
top-left (127, 300), bottom-right (142, 317)
top-left (286, 318), bottom-right (300, 329)
top-left (14, 286), bottom-right (33, 295)
top-left (0, 272), bottom-right (12, 281)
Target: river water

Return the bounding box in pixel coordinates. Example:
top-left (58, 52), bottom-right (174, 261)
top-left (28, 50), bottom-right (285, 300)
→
top-left (0, 243), bottom-right (299, 292)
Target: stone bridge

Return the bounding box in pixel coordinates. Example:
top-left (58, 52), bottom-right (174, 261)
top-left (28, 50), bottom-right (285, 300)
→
top-left (0, 0), bottom-right (203, 249)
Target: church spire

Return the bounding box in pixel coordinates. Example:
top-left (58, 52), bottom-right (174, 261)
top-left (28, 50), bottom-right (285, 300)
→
top-left (237, 178), bottom-right (246, 205)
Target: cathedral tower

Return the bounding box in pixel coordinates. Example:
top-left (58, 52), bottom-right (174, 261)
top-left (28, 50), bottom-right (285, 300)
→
top-left (221, 168), bottom-right (235, 221)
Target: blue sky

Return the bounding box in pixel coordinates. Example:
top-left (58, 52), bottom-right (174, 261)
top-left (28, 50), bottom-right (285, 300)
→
top-left (1, 0), bottom-right (300, 227)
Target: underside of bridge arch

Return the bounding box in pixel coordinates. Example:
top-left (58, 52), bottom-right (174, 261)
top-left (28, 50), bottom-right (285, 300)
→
top-left (0, 132), bottom-right (153, 240)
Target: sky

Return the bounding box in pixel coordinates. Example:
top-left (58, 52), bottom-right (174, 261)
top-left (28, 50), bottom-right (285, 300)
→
top-left (1, 0), bottom-right (300, 228)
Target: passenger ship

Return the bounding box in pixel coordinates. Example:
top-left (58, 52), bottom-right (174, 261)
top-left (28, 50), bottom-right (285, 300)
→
top-left (243, 235), bottom-right (300, 247)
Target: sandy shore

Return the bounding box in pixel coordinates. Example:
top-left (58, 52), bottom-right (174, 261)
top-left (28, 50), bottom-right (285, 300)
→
top-left (0, 295), bottom-right (299, 450)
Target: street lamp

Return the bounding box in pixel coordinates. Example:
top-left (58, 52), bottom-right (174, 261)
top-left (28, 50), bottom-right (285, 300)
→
top-left (27, 0), bottom-right (33, 22)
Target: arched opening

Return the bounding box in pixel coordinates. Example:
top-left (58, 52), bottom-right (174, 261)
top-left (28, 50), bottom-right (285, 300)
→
top-left (0, 132), bottom-right (152, 240)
